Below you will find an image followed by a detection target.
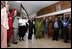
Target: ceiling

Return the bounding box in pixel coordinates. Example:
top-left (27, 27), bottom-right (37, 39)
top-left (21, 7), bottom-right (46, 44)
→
top-left (8, 1), bottom-right (60, 16)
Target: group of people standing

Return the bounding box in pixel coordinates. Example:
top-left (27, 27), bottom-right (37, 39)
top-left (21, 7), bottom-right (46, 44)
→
top-left (1, 1), bottom-right (71, 48)
top-left (52, 15), bottom-right (71, 43)
top-left (7, 11), bottom-right (36, 47)
top-left (6, 9), bottom-right (71, 47)
top-left (35, 14), bottom-right (71, 43)
top-left (6, 7), bottom-right (36, 47)
top-left (3, 6), bottom-right (70, 47)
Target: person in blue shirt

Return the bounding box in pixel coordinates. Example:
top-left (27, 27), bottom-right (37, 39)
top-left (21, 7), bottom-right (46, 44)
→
top-left (61, 17), bottom-right (69, 43)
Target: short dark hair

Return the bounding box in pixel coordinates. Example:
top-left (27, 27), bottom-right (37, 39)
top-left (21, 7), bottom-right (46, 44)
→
top-left (9, 9), bottom-right (12, 12)
top-left (16, 11), bottom-right (20, 16)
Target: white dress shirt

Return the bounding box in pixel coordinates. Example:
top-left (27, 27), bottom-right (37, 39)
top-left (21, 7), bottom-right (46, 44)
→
top-left (54, 21), bottom-right (59, 28)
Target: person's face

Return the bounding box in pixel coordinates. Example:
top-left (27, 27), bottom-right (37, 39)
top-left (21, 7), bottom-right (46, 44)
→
top-left (14, 10), bottom-right (17, 16)
top-left (50, 17), bottom-right (52, 20)
top-left (43, 17), bottom-right (45, 20)
top-left (55, 18), bottom-right (57, 21)
top-left (65, 19), bottom-right (67, 22)
top-left (38, 19), bottom-right (40, 22)
top-left (46, 19), bottom-right (48, 22)
top-left (8, 11), bottom-right (10, 15)
top-left (17, 18), bottom-right (19, 20)
top-left (60, 16), bottom-right (62, 18)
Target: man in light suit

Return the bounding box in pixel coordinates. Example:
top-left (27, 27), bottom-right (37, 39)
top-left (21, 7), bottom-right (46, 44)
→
top-left (13, 10), bottom-right (19, 44)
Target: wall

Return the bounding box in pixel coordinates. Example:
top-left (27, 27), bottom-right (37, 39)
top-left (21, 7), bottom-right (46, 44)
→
top-left (29, 13), bottom-right (37, 19)
top-left (37, 1), bottom-right (71, 16)
top-left (37, 1), bottom-right (71, 38)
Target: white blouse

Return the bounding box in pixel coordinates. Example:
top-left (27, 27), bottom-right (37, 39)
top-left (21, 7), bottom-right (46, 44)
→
top-left (19, 19), bottom-right (28, 26)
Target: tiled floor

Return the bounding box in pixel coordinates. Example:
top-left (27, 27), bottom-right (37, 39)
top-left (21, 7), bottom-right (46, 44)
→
top-left (8, 33), bottom-right (71, 48)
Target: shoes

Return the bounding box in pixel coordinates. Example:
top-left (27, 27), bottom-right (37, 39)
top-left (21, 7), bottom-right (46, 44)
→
top-left (52, 38), bottom-right (55, 41)
top-left (52, 38), bottom-right (58, 41)
top-left (19, 38), bottom-right (21, 41)
top-left (22, 37), bottom-right (25, 41)
top-left (56, 39), bottom-right (58, 41)
top-left (28, 38), bottom-right (32, 40)
top-left (22, 39), bottom-right (25, 41)
top-left (64, 41), bottom-right (68, 43)
top-left (7, 44), bottom-right (10, 47)
top-left (13, 42), bottom-right (18, 44)
top-left (19, 39), bottom-right (21, 41)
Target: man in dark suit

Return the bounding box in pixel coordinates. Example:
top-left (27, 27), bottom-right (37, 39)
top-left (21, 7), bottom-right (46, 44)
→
top-left (28, 19), bottom-right (33, 40)
top-left (58, 16), bottom-right (63, 39)
top-left (52, 18), bottom-right (60, 41)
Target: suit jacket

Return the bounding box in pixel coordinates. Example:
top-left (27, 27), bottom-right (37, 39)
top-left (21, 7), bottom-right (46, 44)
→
top-left (28, 20), bottom-right (33, 33)
top-left (13, 17), bottom-right (19, 28)
top-left (58, 19), bottom-right (63, 29)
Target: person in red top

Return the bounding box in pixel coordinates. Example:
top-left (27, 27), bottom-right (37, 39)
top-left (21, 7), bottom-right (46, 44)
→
top-left (7, 9), bottom-right (16, 47)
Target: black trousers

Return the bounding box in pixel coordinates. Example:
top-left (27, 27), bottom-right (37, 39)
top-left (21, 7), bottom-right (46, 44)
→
top-left (53, 28), bottom-right (59, 40)
top-left (22, 26), bottom-right (27, 37)
top-left (33, 25), bottom-right (36, 35)
top-left (7, 38), bottom-right (10, 46)
top-left (19, 26), bottom-right (26, 37)
top-left (28, 29), bottom-right (33, 39)
top-left (62, 27), bottom-right (69, 42)
top-left (19, 26), bottom-right (23, 37)
top-left (60, 28), bottom-right (64, 39)
top-left (19, 26), bottom-right (27, 40)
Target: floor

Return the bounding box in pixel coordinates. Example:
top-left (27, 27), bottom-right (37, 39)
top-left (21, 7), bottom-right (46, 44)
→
top-left (8, 33), bottom-right (71, 48)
